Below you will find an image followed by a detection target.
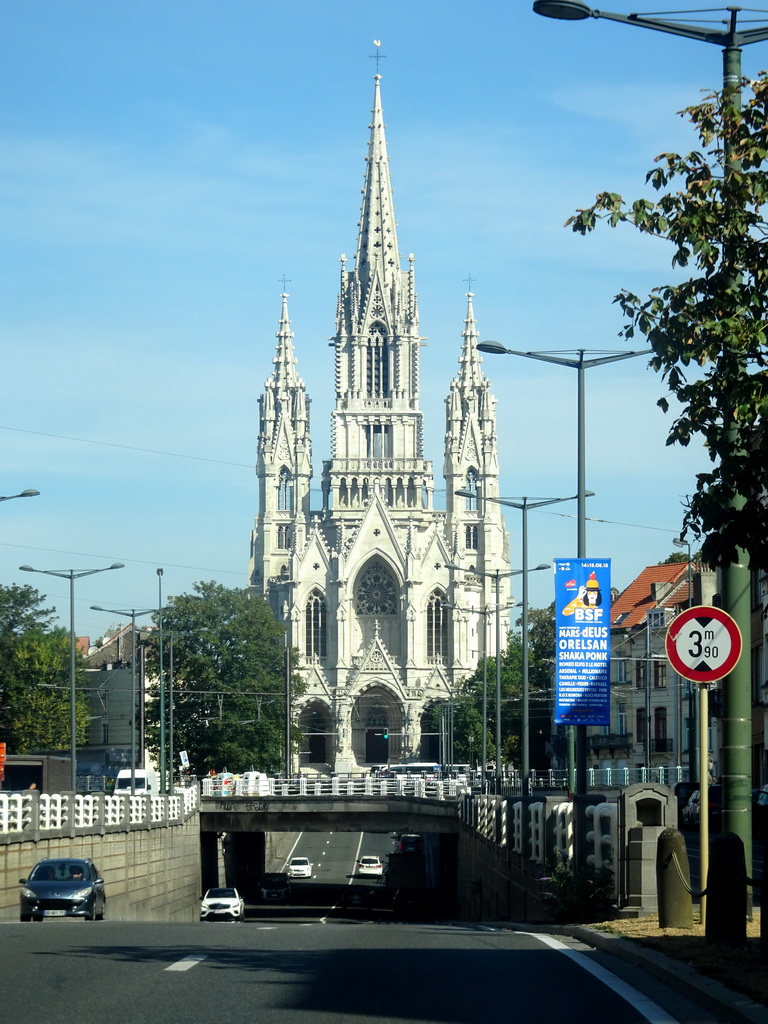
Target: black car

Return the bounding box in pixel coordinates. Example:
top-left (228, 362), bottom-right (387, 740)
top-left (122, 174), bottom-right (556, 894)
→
top-left (399, 834), bottom-right (423, 854)
top-left (260, 872), bottom-right (291, 902)
top-left (19, 857), bottom-right (106, 921)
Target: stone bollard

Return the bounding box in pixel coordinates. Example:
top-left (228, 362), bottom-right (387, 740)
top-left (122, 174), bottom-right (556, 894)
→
top-left (705, 831), bottom-right (747, 947)
top-left (656, 827), bottom-right (693, 929)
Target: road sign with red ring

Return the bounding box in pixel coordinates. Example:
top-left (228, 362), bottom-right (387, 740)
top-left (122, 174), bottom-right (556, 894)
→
top-left (665, 605), bottom-right (742, 683)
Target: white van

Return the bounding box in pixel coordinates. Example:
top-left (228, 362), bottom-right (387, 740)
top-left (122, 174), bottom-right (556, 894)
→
top-left (113, 768), bottom-right (159, 795)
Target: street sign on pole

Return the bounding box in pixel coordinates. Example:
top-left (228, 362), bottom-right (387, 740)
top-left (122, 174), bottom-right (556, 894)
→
top-left (665, 605), bottom-right (742, 683)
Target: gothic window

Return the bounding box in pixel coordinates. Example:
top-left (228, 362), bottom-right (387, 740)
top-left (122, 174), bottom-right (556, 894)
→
top-left (278, 467), bottom-right (293, 511)
top-left (356, 562), bottom-right (398, 615)
top-left (305, 589), bottom-right (327, 659)
top-left (464, 469), bottom-right (478, 511)
top-left (465, 525), bottom-right (478, 550)
top-left (427, 590), bottom-right (449, 660)
top-left (366, 324), bottom-right (390, 397)
top-left (277, 525), bottom-right (291, 549)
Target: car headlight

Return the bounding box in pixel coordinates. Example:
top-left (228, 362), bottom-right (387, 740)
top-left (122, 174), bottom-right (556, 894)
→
top-left (20, 887), bottom-right (36, 900)
top-left (71, 887), bottom-right (92, 900)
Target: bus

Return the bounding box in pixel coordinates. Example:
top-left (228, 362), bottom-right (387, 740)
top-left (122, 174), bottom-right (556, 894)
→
top-left (385, 762), bottom-right (441, 778)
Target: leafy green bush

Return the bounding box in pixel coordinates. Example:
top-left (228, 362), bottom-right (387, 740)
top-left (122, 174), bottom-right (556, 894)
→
top-left (541, 858), bottom-right (614, 924)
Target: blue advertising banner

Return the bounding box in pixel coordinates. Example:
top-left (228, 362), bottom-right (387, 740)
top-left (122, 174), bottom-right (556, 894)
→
top-left (554, 558), bottom-right (611, 726)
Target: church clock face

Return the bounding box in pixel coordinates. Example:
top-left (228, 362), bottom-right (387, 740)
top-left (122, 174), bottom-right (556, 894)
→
top-left (356, 564), bottom-right (397, 615)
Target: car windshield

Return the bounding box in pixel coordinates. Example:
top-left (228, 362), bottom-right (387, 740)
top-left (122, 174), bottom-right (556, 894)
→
top-left (263, 874), bottom-right (287, 884)
top-left (291, 858), bottom-right (308, 865)
top-left (30, 861), bottom-right (90, 882)
top-left (206, 888), bottom-right (236, 898)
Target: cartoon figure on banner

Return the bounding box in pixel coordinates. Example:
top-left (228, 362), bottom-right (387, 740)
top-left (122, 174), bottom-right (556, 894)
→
top-left (562, 572), bottom-right (603, 615)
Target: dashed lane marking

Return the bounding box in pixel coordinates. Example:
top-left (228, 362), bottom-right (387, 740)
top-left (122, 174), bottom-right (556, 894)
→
top-left (165, 954), bottom-right (207, 972)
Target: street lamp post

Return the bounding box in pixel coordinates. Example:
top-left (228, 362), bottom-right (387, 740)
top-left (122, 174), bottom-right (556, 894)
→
top-left (19, 561), bottom-right (124, 792)
top-left (477, 342), bottom-right (646, 791)
top-left (1, 489), bottom-right (40, 502)
top-left (156, 568), bottom-right (166, 795)
top-left (445, 560), bottom-right (549, 793)
top-left (458, 490), bottom-right (588, 791)
top-left (444, 600), bottom-right (508, 793)
top-left (674, 536), bottom-right (697, 775)
top-left (91, 604), bottom-right (155, 795)
top-left (533, 0), bottom-right (768, 873)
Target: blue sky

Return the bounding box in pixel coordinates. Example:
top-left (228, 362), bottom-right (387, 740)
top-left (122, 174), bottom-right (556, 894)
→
top-left (3, 1), bottom-right (764, 638)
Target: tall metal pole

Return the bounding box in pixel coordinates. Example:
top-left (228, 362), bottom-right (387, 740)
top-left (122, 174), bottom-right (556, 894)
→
top-left (495, 570), bottom-right (502, 794)
top-left (169, 634), bottom-right (175, 795)
top-left (285, 638), bottom-right (292, 779)
top-left (68, 573), bottom-right (77, 794)
top-left (157, 568), bottom-right (165, 795)
top-left (20, 561), bottom-right (124, 794)
top-left (720, 31), bottom-right (753, 870)
top-left (482, 608), bottom-right (488, 793)
top-left (521, 503), bottom-right (530, 792)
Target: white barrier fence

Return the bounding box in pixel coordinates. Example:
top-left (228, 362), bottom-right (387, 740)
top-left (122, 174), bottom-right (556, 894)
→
top-left (201, 773), bottom-right (470, 801)
top-left (0, 787), bottom-right (199, 835)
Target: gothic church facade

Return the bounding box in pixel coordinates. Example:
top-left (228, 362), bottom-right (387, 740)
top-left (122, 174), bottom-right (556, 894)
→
top-left (249, 77), bottom-right (512, 772)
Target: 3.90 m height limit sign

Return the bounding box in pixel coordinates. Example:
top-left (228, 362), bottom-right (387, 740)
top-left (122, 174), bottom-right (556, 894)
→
top-left (665, 605), bottom-right (743, 683)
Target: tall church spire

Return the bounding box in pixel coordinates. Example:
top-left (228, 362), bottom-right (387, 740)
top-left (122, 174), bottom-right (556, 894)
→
top-left (355, 75), bottom-right (401, 302)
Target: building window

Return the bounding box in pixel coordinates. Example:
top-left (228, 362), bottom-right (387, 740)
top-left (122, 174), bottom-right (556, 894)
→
top-left (366, 325), bottom-right (390, 397)
top-left (654, 706), bottom-right (667, 740)
top-left (427, 590), bottom-right (449, 660)
top-left (278, 467), bottom-right (293, 511)
top-left (465, 525), bottom-right (478, 550)
top-left (653, 659), bottom-right (667, 688)
top-left (356, 563), bottom-right (398, 615)
top-left (277, 525), bottom-right (291, 549)
top-left (305, 589), bottom-right (327, 659)
top-left (464, 469), bottom-right (478, 511)
top-left (635, 707), bottom-right (646, 739)
top-left (364, 424), bottom-right (392, 458)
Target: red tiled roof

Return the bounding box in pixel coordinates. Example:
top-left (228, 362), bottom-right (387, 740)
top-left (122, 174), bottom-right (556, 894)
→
top-left (611, 562), bottom-right (691, 631)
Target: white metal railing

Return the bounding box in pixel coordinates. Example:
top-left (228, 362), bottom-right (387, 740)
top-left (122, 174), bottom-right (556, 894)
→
top-left (0, 786), bottom-right (199, 835)
top-left (201, 773), bottom-right (471, 801)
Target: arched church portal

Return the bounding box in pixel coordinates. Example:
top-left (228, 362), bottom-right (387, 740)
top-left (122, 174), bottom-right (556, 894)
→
top-left (351, 686), bottom-right (403, 765)
top-left (297, 701), bottom-right (333, 767)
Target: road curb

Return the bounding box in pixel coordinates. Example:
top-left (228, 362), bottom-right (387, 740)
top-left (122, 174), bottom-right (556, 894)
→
top-left (500, 921), bottom-right (768, 1024)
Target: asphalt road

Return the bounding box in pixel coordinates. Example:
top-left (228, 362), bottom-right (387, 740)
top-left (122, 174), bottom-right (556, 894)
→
top-left (0, 918), bottom-right (731, 1024)
top-left (3, 830), bottom-right (751, 1024)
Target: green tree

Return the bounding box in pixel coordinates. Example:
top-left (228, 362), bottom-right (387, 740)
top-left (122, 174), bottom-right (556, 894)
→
top-left (143, 582), bottom-right (303, 777)
top-left (7, 629), bottom-right (91, 752)
top-left (568, 76), bottom-right (768, 570)
top-left (0, 584), bottom-right (90, 753)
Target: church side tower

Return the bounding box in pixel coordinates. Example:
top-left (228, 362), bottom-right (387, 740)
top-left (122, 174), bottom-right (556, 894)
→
top-left (249, 293), bottom-right (312, 594)
top-left (443, 292), bottom-right (510, 669)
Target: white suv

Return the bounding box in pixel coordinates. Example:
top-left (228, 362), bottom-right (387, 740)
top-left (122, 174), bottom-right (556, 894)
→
top-left (357, 855), bottom-right (383, 877)
top-left (287, 856), bottom-right (313, 878)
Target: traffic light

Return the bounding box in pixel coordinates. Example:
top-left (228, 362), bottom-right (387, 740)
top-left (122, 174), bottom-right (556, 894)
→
top-left (383, 729), bottom-right (389, 740)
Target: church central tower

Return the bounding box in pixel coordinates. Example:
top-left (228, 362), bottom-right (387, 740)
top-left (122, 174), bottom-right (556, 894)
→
top-left (249, 76), bottom-right (511, 774)
top-left (323, 75), bottom-right (433, 519)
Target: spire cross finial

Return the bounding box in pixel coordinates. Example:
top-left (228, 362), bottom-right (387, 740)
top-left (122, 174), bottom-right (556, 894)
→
top-left (370, 40), bottom-right (385, 73)
top-left (464, 274), bottom-right (475, 292)
top-left (278, 274), bottom-right (291, 291)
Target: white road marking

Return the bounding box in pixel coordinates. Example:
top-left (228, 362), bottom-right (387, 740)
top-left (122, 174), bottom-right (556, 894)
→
top-left (528, 933), bottom-right (678, 1024)
top-left (165, 954), bottom-right (207, 972)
